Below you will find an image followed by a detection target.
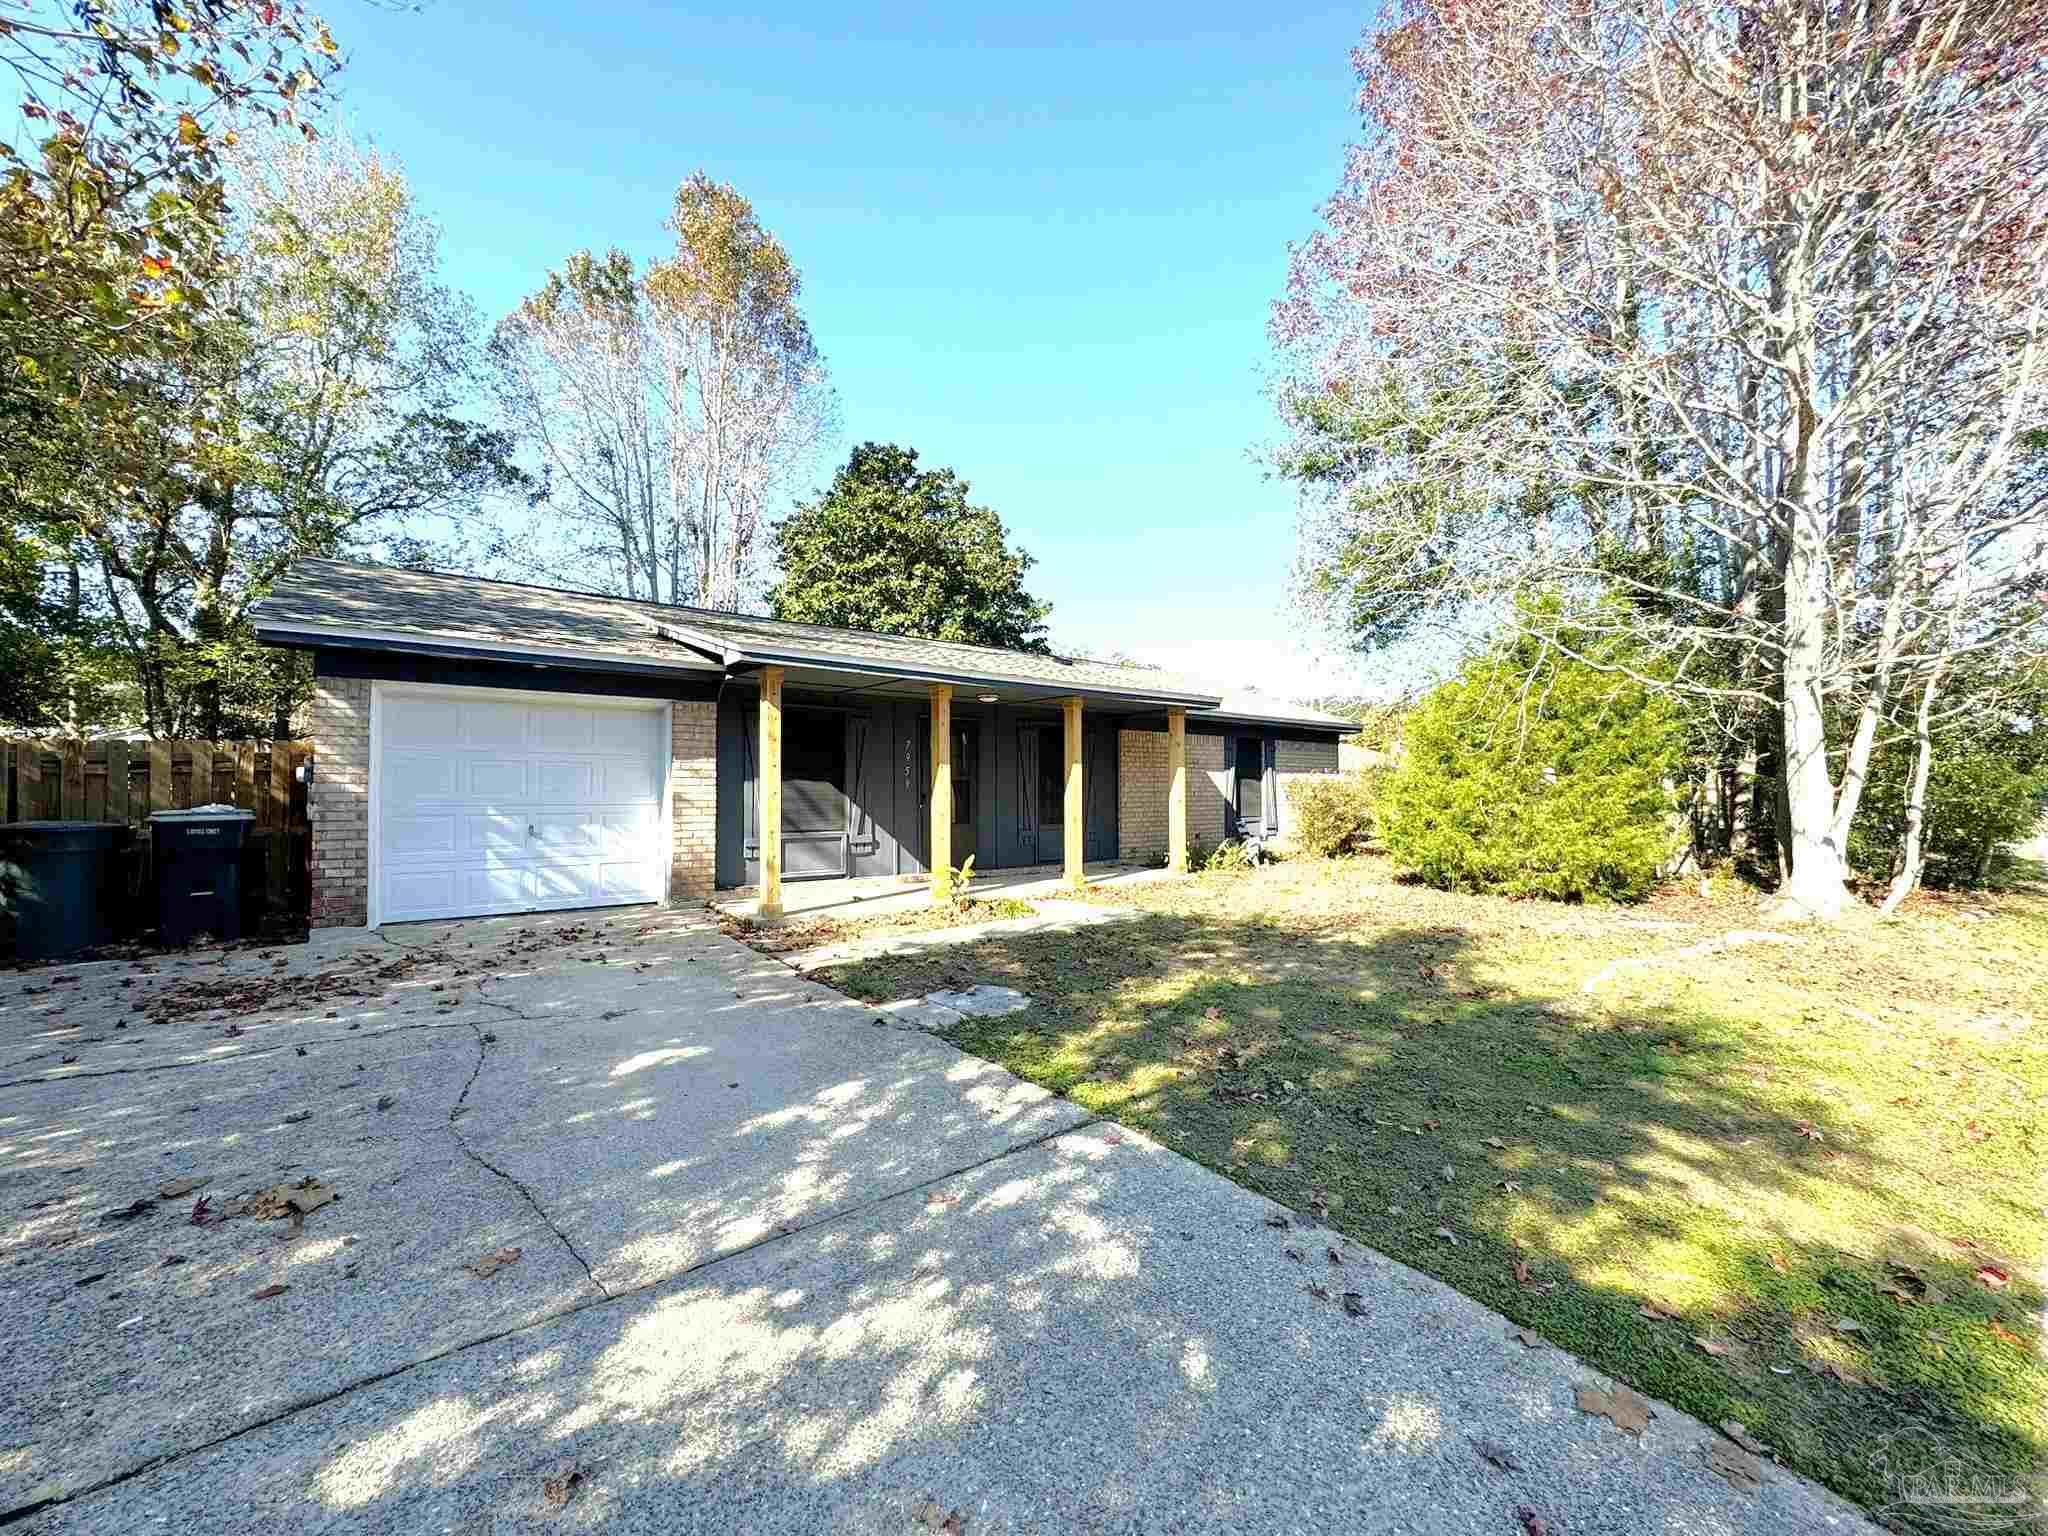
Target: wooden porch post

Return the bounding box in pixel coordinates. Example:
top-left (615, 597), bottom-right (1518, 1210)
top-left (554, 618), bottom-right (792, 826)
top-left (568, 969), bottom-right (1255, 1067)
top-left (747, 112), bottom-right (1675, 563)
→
top-left (1167, 707), bottom-right (1188, 873)
top-left (758, 666), bottom-right (784, 918)
top-left (929, 684), bottom-right (953, 903)
top-left (1062, 696), bottom-right (1084, 890)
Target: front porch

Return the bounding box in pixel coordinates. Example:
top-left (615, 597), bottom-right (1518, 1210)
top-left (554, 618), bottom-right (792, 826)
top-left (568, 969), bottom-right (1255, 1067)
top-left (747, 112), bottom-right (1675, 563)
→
top-left (711, 859), bottom-right (1170, 922)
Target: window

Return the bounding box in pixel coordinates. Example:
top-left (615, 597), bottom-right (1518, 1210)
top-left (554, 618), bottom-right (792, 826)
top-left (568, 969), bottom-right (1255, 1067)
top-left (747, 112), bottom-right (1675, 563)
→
top-left (1037, 725), bottom-right (1062, 829)
top-left (952, 725), bottom-right (976, 826)
top-left (782, 711), bottom-right (845, 832)
top-left (1236, 736), bottom-right (1264, 827)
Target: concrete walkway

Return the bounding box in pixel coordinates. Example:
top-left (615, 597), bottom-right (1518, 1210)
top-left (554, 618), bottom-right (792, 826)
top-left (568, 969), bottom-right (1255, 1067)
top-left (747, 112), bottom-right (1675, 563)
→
top-left (0, 909), bottom-right (1880, 1534)
top-left (711, 859), bottom-right (1171, 921)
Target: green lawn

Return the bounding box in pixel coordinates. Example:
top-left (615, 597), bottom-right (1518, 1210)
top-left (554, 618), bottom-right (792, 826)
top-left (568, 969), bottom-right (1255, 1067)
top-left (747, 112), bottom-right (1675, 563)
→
top-left (799, 858), bottom-right (2047, 1529)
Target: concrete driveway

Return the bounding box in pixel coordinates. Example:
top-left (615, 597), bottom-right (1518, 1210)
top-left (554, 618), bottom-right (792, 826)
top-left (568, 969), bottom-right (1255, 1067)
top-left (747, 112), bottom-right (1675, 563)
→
top-left (0, 909), bottom-right (1878, 1535)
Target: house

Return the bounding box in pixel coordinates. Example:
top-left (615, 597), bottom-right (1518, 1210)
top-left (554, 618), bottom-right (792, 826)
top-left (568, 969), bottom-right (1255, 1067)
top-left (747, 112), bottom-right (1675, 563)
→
top-left (251, 560), bottom-right (1357, 928)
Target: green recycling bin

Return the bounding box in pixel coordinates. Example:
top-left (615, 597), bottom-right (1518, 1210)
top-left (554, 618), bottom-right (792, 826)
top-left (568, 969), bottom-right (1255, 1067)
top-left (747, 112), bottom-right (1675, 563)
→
top-left (150, 808), bottom-right (256, 946)
top-left (0, 821), bottom-right (135, 962)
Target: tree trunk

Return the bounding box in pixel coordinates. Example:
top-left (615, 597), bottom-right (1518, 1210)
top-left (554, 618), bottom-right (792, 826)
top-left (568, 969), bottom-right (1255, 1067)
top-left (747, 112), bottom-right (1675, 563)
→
top-left (1880, 662), bottom-right (1942, 914)
top-left (1772, 512), bottom-right (1851, 918)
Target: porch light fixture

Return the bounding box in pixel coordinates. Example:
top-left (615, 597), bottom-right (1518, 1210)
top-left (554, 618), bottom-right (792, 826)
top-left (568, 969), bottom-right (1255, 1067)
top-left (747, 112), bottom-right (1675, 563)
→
top-left (977, 692), bottom-right (998, 703)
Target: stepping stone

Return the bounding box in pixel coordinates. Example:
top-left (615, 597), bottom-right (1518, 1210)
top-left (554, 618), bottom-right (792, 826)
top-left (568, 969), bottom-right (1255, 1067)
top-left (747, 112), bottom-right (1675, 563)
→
top-left (925, 984), bottom-right (1030, 1018)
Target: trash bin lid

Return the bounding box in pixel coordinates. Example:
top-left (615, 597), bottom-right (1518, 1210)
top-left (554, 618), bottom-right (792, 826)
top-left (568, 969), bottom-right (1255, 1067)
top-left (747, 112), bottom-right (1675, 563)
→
top-left (148, 805), bottom-right (256, 822)
top-left (0, 820), bottom-right (132, 852)
top-left (2, 820), bottom-right (120, 831)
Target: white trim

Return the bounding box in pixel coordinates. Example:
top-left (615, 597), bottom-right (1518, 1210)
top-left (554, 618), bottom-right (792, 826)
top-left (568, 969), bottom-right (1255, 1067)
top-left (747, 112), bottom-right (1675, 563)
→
top-left (260, 620), bottom-right (722, 674)
top-left (365, 679), bottom-right (673, 929)
top-left (662, 699), bottom-right (675, 905)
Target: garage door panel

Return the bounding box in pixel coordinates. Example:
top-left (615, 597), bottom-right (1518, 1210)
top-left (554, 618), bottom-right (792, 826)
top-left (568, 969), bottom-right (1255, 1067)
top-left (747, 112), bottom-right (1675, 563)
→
top-left (462, 700), bottom-right (528, 748)
top-left (385, 869), bottom-right (458, 918)
top-left (593, 711), bottom-right (652, 753)
top-left (536, 708), bottom-right (596, 752)
top-left (531, 864), bottom-right (597, 904)
top-left (532, 813), bottom-right (600, 854)
top-left (385, 815), bottom-right (458, 859)
top-left (377, 688), bottom-right (668, 924)
top-left (383, 753), bottom-right (456, 806)
top-left (384, 696), bottom-right (448, 747)
top-left (604, 759), bottom-right (658, 801)
top-left (536, 759), bottom-right (596, 800)
top-left (457, 865), bottom-right (533, 911)
top-left (466, 760), bottom-right (527, 799)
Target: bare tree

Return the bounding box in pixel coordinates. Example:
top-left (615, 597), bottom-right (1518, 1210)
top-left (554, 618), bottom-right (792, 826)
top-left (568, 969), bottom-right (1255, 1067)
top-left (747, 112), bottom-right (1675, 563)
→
top-left (494, 174), bottom-right (833, 610)
top-left (1273, 0), bottom-right (2048, 917)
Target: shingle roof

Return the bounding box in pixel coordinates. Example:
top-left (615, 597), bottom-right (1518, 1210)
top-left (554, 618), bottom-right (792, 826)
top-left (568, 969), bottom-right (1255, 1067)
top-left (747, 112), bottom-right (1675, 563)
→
top-left (1197, 690), bottom-right (1359, 734)
top-left (252, 559), bottom-right (1222, 705)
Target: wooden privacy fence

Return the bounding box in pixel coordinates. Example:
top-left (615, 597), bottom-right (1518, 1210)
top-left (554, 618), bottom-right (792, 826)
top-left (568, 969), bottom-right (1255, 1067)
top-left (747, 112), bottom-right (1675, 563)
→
top-left (2, 739), bottom-right (312, 922)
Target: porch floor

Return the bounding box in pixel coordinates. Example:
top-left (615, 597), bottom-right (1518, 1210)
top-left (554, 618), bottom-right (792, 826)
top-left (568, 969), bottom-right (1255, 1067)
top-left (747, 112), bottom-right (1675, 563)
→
top-left (711, 859), bottom-right (1170, 922)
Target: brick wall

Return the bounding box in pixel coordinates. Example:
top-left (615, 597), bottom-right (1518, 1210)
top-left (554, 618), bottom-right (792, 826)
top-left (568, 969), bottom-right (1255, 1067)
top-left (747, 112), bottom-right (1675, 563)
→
top-left (669, 700), bottom-right (717, 901)
top-left (1117, 728), bottom-right (1228, 861)
top-left (1117, 728), bottom-right (1167, 860)
top-left (308, 675), bottom-right (370, 928)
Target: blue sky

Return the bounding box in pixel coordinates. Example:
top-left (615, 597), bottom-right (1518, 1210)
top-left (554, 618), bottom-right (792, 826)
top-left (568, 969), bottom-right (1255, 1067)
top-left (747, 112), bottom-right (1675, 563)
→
top-left (332, 1), bottom-right (1378, 697)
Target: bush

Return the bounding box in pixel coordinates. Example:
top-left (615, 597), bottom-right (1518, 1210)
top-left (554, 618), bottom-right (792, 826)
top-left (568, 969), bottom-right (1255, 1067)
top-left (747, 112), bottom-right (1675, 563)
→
top-left (1287, 769), bottom-right (1382, 857)
top-left (1848, 743), bottom-right (2048, 887)
top-left (1379, 632), bottom-right (1685, 902)
top-left (1200, 838), bottom-right (1259, 873)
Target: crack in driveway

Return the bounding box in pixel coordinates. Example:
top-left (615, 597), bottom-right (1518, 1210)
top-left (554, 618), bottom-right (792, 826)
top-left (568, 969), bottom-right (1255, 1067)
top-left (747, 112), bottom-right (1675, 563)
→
top-left (0, 1109), bottom-right (1099, 1528)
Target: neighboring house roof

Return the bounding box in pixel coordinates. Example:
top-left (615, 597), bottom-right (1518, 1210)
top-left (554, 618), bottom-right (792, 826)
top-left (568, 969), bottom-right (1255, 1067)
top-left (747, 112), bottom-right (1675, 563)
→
top-left (251, 559), bottom-right (1358, 732)
top-left (1196, 689), bottom-right (1359, 734)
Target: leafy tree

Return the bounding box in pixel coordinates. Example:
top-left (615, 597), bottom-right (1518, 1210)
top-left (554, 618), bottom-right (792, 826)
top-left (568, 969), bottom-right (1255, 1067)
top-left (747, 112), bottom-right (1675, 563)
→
top-left (15, 127), bottom-right (522, 737)
top-left (1380, 620), bottom-right (1686, 902)
top-left (768, 443), bottom-right (1052, 652)
top-left (1849, 660), bottom-right (2048, 891)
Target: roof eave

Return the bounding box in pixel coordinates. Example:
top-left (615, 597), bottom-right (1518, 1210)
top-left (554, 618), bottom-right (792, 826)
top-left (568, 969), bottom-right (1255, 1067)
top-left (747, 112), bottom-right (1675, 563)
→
top-left (725, 645), bottom-right (1222, 710)
top-left (251, 620), bottom-right (726, 676)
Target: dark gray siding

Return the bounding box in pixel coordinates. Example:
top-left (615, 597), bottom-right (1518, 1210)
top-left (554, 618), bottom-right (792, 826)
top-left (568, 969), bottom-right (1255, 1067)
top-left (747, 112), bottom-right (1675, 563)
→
top-left (716, 690), bottom-right (1119, 889)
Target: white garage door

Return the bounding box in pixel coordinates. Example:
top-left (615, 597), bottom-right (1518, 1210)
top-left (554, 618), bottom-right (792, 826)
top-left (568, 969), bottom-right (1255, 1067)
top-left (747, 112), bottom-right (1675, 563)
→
top-left (373, 685), bottom-right (669, 925)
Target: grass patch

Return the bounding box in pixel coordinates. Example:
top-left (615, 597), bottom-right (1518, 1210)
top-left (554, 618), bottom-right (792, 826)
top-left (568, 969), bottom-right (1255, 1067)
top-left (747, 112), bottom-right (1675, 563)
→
top-left (811, 856), bottom-right (2048, 1528)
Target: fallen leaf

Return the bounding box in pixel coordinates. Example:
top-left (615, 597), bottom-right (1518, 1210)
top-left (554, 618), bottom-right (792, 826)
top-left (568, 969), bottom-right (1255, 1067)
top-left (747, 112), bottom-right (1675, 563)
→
top-left (1514, 1260), bottom-right (1533, 1285)
top-left (1694, 1335), bottom-right (1732, 1357)
top-left (1974, 1264), bottom-right (2011, 1291)
top-left (1832, 1317), bottom-right (1866, 1335)
top-left (250, 1283), bottom-right (289, 1301)
top-left (1515, 1504), bottom-right (1550, 1536)
top-left (468, 1245), bottom-right (524, 1278)
top-left (100, 1198), bottom-right (153, 1225)
top-left (1720, 1420), bottom-right (1769, 1456)
top-left (190, 1196), bottom-right (219, 1227)
top-left (1705, 1437), bottom-right (1765, 1492)
top-left (1305, 1282), bottom-right (1331, 1302)
top-left (1327, 1246), bottom-right (1345, 1265)
top-left (158, 1177), bottom-right (204, 1200)
top-left (1435, 1226), bottom-right (1459, 1245)
top-left (1341, 1291), bottom-right (1368, 1318)
top-left (1511, 1328), bottom-right (1546, 1349)
top-left (1576, 1382), bottom-right (1653, 1436)
top-left (1768, 1252), bottom-right (1789, 1274)
top-left (1638, 1302), bottom-right (1679, 1323)
top-left (541, 1459), bottom-right (583, 1509)
top-left (282, 1110), bottom-right (312, 1125)
top-left (1987, 1319), bottom-right (2027, 1348)
top-left (1794, 1122), bottom-right (1824, 1141)
top-left (1483, 1137), bottom-right (1507, 1150)
top-left (1263, 1211), bottom-right (1290, 1230)
top-left (1470, 1436), bottom-right (1523, 1473)
top-left (375, 1094), bottom-right (396, 1112)
top-left (75, 1271), bottom-right (109, 1287)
